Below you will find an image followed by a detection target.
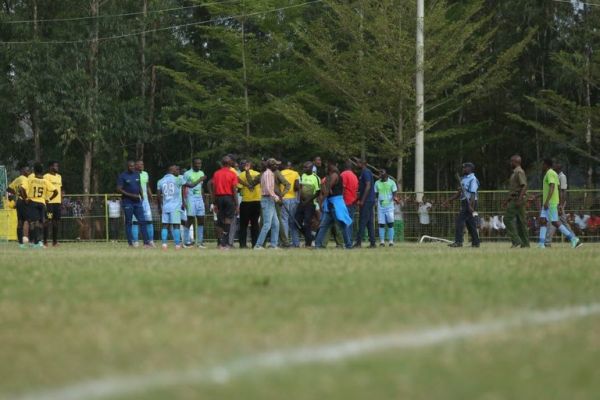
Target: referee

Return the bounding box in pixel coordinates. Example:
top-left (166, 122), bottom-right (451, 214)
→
top-left (442, 162), bottom-right (481, 248)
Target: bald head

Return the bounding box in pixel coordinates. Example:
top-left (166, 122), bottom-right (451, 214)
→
top-left (510, 155), bottom-right (522, 169)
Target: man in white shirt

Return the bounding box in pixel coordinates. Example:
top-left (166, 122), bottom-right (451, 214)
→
top-left (418, 200), bottom-right (432, 236)
top-left (574, 211), bottom-right (590, 235)
top-left (545, 162), bottom-right (569, 246)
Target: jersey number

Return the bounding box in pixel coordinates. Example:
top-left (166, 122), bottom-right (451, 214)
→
top-left (33, 186), bottom-right (44, 198)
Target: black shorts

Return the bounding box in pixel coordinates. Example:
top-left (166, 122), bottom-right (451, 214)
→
top-left (46, 203), bottom-right (62, 221)
top-left (26, 202), bottom-right (46, 223)
top-left (16, 200), bottom-right (27, 221)
top-left (215, 195), bottom-right (236, 222)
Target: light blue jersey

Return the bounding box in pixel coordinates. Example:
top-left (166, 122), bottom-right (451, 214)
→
top-left (157, 174), bottom-right (185, 213)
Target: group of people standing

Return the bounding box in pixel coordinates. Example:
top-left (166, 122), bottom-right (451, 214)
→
top-left (116, 156), bottom-right (401, 250)
top-left (443, 156), bottom-right (582, 249)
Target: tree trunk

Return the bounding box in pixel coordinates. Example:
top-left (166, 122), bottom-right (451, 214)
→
top-left (241, 17), bottom-right (250, 137)
top-left (585, 47), bottom-right (593, 188)
top-left (83, 143), bottom-right (93, 195)
top-left (137, 0), bottom-right (148, 160)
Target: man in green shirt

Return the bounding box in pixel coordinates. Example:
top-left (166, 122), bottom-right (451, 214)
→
top-left (296, 161), bottom-right (320, 247)
top-left (503, 155), bottom-right (529, 248)
top-left (538, 158), bottom-right (581, 249)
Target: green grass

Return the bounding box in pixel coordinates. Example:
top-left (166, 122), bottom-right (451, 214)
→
top-left (0, 243), bottom-right (599, 399)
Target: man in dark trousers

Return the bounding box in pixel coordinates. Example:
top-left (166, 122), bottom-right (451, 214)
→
top-left (503, 155), bottom-right (530, 248)
top-left (442, 162), bottom-right (481, 248)
top-left (355, 159), bottom-right (376, 248)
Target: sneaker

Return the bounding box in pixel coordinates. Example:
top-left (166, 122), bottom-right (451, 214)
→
top-left (571, 237), bottom-right (583, 249)
top-left (253, 245), bottom-right (264, 250)
top-left (148, 241), bottom-right (156, 248)
top-left (448, 242), bottom-right (463, 248)
top-left (161, 244), bottom-right (168, 250)
top-left (133, 242), bottom-right (140, 248)
top-left (538, 243), bottom-right (546, 249)
top-left (52, 242), bottom-right (60, 247)
top-left (19, 243), bottom-right (28, 250)
top-left (270, 246), bottom-right (281, 250)
top-left (33, 242), bottom-right (45, 249)
top-left (368, 244), bottom-right (377, 249)
top-left (197, 243), bottom-right (207, 249)
top-left (175, 245), bottom-right (182, 250)
top-left (388, 243), bottom-right (394, 247)
top-left (472, 244), bottom-right (480, 248)
top-left (22, 237), bottom-right (29, 245)
top-left (379, 243), bottom-right (385, 247)
top-left (143, 244), bottom-right (153, 249)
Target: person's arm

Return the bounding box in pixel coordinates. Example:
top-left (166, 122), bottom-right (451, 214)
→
top-left (294, 178), bottom-right (300, 192)
top-left (183, 175), bottom-right (205, 188)
top-left (442, 189), bottom-right (461, 208)
top-left (156, 189), bottom-right (163, 214)
top-left (116, 176), bottom-right (140, 201)
top-left (276, 171), bottom-right (291, 197)
top-left (20, 186), bottom-right (28, 202)
top-left (328, 173), bottom-right (339, 195)
top-left (146, 182), bottom-right (154, 203)
top-left (358, 179), bottom-right (371, 207)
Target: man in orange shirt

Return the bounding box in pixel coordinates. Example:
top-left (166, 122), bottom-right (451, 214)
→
top-left (340, 161), bottom-right (359, 241)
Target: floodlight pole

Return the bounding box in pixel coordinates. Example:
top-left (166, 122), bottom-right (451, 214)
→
top-left (415, 0), bottom-right (425, 203)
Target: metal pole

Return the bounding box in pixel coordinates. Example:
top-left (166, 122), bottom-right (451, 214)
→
top-left (104, 194), bottom-right (109, 242)
top-left (415, 0), bottom-right (425, 203)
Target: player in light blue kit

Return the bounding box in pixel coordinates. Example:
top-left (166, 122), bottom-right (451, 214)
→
top-left (183, 158), bottom-right (207, 248)
top-left (132, 160), bottom-right (155, 247)
top-left (374, 169), bottom-right (398, 247)
top-left (157, 164), bottom-right (204, 250)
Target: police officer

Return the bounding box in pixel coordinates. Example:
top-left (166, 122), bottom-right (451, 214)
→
top-left (442, 162), bottom-right (481, 248)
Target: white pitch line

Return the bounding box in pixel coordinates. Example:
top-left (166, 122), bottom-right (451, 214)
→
top-left (9, 303), bottom-right (600, 400)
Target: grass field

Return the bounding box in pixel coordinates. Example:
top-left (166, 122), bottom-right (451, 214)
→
top-left (1, 243), bottom-right (599, 400)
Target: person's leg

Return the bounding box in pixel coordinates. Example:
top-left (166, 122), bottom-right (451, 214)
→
top-left (504, 202), bottom-right (521, 246)
top-left (516, 204), bottom-right (530, 247)
top-left (281, 199), bottom-right (291, 243)
top-left (256, 198), bottom-right (273, 248)
top-left (43, 218), bottom-right (49, 246)
top-left (238, 202), bottom-right (250, 248)
top-left (161, 219), bottom-right (169, 246)
top-left (249, 202), bottom-right (261, 248)
top-left (538, 216), bottom-right (548, 247)
top-left (183, 219), bottom-right (192, 245)
top-left (131, 222), bottom-right (139, 243)
top-left (51, 206), bottom-right (60, 245)
top-left (123, 203), bottom-right (134, 246)
top-left (132, 203), bottom-right (150, 245)
top-left (315, 211), bottom-right (334, 248)
top-left (276, 202), bottom-right (288, 247)
top-left (356, 205), bottom-right (367, 247)
top-left (143, 200), bottom-right (154, 243)
top-left (346, 205), bottom-right (355, 245)
top-left (289, 200), bottom-right (300, 247)
top-left (454, 201), bottom-right (467, 245)
top-left (270, 200), bottom-right (280, 248)
top-left (365, 202), bottom-right (376, 246)
top-left (228, 210), bottom-right (237, 247)
top-left (465, 212), bottom-right (480, 246)
top-left (545, 223), bottom-right (556, 246)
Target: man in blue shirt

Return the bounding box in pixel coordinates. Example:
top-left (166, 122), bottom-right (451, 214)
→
top-left (117, 160), bottom-right (150, 247)
top-left (442, 162), bottom-right (481, 247)
top-left (355, 159), bottom-right (376, 248)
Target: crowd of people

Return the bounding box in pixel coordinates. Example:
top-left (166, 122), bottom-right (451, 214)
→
top-left (5, 154), bottom-right (593, 250)
top-left (116, 156), bottom-right (401, 250)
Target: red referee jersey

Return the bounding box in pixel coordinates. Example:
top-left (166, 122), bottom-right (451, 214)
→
top-left (213, 167), bottom-right (238, 196)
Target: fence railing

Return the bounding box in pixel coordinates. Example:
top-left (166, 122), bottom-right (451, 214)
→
top-left (1, 190), bottom-right (600, 243)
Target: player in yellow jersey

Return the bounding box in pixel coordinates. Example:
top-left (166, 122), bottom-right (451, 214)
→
top-left (7, 164), bottom-right (31, 244)
top-left (43, 161), bottom-right (63, 247)
top-left (20, 163), bottom-right (58, 249)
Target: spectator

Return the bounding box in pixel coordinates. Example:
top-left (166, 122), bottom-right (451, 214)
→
top-left (574, 210), bottom-right (590, 237)
top-left (107, 197), bottom-right (121, 241)
top-left (418, 199), bottom-right (432, 236)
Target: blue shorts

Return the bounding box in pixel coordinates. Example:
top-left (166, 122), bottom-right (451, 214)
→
top-left (133, 199), bottom-right (153, 222)
top-left (180, 208), bottom-right (187, 222)
top-left (162, 210), bottom-right (182, 225)
top-left (377, 205), bottom-right (394, 224)
top-left (186, 196), bottom-right (205, 217)
top-left (540, 205), bottom-right (559, 222)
